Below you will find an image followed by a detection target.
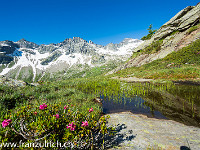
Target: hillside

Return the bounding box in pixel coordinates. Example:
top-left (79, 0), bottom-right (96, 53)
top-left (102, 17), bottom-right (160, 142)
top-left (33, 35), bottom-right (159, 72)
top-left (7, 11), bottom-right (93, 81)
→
top-left (110, 39), bottom-right (200, 82)
top-left (107, 3), bottom-right (200, 81)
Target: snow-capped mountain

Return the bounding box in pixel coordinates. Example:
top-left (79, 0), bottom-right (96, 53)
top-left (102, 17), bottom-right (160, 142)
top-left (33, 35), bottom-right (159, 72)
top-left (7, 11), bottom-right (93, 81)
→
top-left (0, 37), bottom-right (143, 82)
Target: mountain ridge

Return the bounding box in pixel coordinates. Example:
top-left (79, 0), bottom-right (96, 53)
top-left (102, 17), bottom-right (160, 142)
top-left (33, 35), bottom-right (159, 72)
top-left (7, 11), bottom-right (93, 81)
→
top-left (0, 37), bottom-right (143, 82)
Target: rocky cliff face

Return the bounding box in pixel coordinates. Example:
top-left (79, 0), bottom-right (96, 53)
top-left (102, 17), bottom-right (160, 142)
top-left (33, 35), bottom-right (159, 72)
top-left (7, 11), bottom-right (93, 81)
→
top-left (0, 41), bottom-right (20, 64)
top-left (154, 4), bottom-right (199, 40)
top-left (107, 3), bottom-right (200, 75)
top-left (0, 37), bottom-right (143, 82)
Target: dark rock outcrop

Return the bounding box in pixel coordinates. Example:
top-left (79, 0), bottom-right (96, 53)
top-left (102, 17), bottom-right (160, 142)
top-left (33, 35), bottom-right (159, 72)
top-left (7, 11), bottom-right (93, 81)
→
top-left (17, 38), bottom-right (39, 49)
top-left (0, 41), bottom-right (19, 64)
top-left (0, 40), bottom-right (19, 54)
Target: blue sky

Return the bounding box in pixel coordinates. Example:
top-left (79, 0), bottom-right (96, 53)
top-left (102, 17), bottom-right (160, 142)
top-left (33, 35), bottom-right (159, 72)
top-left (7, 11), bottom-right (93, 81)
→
top-left (0, 0), bottom-right (199, 45)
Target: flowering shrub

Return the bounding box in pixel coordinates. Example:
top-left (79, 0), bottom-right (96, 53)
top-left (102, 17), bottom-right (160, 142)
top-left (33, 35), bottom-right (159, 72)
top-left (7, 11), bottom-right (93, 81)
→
top-left (1, 103), bottom-right (114, 149)
top-left (67, 122), bottom-right (76, 131)
top-left (39, 103), bottom-right (48, 110)
top-left (53, 114), bottom-right (59, 119)
top-left (64, 105), bottom-right (68, 109)
top-left (81, 121), bottom-right (88, 127)
top-left (2, 119), bottom-right (12, 128)
top-left (89, 107), bottom-right (93, 112)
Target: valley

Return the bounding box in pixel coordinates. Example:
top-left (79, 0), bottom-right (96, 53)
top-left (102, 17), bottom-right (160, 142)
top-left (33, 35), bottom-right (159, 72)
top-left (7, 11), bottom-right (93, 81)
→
top-left (0, 2), bottom-right (200, 150)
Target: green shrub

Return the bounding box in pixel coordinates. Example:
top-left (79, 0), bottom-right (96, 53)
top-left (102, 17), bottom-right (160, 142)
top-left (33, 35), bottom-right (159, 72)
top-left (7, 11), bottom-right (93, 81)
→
top-left (170, 30), bottom-right (179, 36)
top-left (143, 40), bottom-right (163, 54)
top-left (0, 103), bottom-right (114, 149)
top-left (141, 24), bottom-right (157, 40)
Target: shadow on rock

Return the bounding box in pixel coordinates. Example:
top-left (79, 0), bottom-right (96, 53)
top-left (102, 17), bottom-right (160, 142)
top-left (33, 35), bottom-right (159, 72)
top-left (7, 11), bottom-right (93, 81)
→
top-left (180, 146), bottom-right (191, 150)
top-left (102, 123), bottom-right (136, 149)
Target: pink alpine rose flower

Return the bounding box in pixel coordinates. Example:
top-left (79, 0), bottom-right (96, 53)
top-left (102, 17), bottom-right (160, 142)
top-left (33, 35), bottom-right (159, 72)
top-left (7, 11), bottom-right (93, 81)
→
top-left (39, 105), bottom-right (44, 110)
top-left (81, 121), bottom-right (88, 127)
top-left (53, 114), bottom-right (59, 119)
top-left (89, 108), bottom-right (93, 112)
top-left (67, 122), bottom-right (76, 131)
top-left (43, 103), bottom-right (47, 108)
top-left (39, 103), bottom-right (47, 110)
top-left (64, 105), bottom-right (68, 109)
top-left (2, 119), bottom-right (11, 128)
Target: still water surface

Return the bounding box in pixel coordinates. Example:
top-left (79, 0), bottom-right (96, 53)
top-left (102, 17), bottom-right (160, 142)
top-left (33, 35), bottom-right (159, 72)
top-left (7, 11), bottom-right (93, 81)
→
top-left (101, 82), bottom-right (200, 127)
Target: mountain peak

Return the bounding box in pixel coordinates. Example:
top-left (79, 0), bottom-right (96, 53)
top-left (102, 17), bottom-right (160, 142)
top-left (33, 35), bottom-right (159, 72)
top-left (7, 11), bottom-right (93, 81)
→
top-left (16, 39), bottom-right (39, 49)
top-left (18, 38), bottom-right (27, 42)
top-left (62, 37), bottom-right (86, 43)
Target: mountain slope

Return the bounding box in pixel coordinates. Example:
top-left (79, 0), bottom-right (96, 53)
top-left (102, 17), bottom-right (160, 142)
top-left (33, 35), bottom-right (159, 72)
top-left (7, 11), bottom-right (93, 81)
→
top-left (109, 39), bottom-right (200, 82)
top-left (0, 37), bottom-right (143, 82)
top-left (107, 3), bottom-right (200, 75)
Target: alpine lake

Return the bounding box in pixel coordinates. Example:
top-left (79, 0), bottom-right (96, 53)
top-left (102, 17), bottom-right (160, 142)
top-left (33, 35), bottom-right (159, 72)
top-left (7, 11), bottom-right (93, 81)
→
top-left (90, 80), bottom-right (200, 128)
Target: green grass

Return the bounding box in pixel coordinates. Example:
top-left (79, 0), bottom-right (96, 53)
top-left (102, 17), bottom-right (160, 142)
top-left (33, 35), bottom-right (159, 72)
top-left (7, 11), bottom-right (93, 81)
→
top-left (0, 64), bottom-right (6, 73)
top-left (112, 39), bottom-right (200, 81)
top-left (0, 80), bottom-right (102, 119)
top-left (17, 67), bottom-right (34, 83)
top-left (38, 60), bottom-right (122, 82)
top-left (170, 30), bottom-right (179, 36)
top-left (143, 40), bottom-right (163, 54)
top-left (187, 23), bottom-right (200, 34)
top-left (131, 40), bottom-right (163, 59)
top-left (8, 61), bottom-right (15, 68)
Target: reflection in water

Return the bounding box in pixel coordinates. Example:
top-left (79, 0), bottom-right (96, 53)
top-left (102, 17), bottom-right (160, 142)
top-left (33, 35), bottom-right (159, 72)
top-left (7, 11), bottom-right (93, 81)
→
top-left (100, 82), bottom-right (200, 128)
top-left (101, 94), bottom-right (167, 119)
top-left (74, 79), bottom-right (200, 127)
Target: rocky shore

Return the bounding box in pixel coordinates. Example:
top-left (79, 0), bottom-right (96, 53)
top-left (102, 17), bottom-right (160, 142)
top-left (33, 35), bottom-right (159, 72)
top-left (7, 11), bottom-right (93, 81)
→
top-left (107, 112), bottom-right (200, 150)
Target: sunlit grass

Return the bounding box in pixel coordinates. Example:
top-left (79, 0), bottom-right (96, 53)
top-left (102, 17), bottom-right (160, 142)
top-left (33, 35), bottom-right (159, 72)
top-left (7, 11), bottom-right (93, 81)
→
top-left (111, 39), bottom-right (200, 82)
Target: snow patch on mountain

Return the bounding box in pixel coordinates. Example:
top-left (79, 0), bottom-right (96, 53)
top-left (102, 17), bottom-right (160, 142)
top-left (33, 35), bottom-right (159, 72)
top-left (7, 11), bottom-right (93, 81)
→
top-left (0, 48), bottom-right (50, 81)
top-left (56, 53), bottom-right (93, 67)
top-left (0, 43), bottom-right (9, 47)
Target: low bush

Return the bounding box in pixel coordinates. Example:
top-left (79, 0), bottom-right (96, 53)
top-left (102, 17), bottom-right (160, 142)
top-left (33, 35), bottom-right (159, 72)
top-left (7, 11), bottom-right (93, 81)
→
top-left (1, 102), bottom-right (114, 149)
top-left (141, 24), bottom-right (157, 40)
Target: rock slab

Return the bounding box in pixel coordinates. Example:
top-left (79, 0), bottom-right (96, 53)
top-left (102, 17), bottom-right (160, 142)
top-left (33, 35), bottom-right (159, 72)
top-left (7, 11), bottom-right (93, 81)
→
top-left (107, 112), bottom-right (200, 150)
